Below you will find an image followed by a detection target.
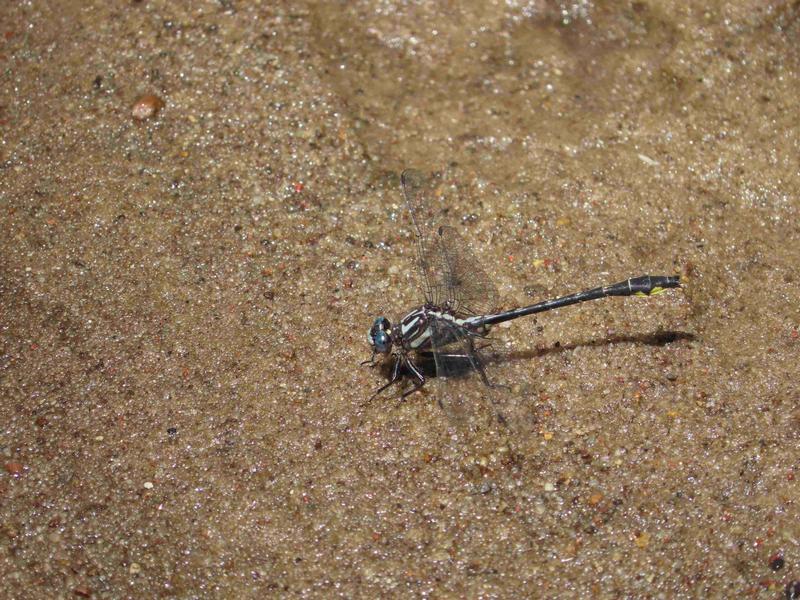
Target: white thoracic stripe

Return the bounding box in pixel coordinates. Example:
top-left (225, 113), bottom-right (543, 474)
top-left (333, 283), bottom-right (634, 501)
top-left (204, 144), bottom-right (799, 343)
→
top-left (408, 327), bottom-right (430, 350)
top-left (399, 306), bottom-right (489, 351)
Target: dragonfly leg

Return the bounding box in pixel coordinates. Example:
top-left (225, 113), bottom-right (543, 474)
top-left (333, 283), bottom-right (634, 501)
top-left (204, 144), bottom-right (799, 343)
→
top-left (462, 338), bottom-right (510, 426)
top-left (360, 351), bottom-right (377, 367)
top-left (474, 339), bottom-right (494, 351)
top-left (401, 358), bottom-right (426, 398)
top-left (465, 336), bottom-right (502, 389)
top-left (363, 354), bottom-right (402, 405)
top-left (464, 327), bottom-right (497, 351)
top-left (459, 338), bottom-right (512, 425)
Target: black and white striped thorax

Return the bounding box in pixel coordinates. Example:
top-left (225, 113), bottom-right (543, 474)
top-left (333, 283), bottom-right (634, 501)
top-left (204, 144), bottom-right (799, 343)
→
top-left (396, 305), bottom-right (491, 352)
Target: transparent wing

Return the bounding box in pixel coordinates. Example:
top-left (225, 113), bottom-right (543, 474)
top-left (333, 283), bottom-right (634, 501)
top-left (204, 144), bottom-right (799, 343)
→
top-left (401, 169), bottom-right (499, 316)
top-left (401, 169), bottom-right (444, 307)
top-left (431, 225), bottom-right (499, 317)
top-left (400, 169), bottom-right (431, 241)
top-left (428, 317), bottom-right (507, 429)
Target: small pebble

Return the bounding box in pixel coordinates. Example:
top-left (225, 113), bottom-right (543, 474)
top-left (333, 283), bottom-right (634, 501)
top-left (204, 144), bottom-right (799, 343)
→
top-left (588, 492), bottom-right (604, 506)
top-left (131, 94), bottom-right (164, 120)
top-left (73, 586), bottom-right (91, 598)
top-left (543, 482), bottom-right (555, 492)
top-left (129, 562), bottom-right (142, 575)
top-left (4, 462), bottom-right (23, 476)
top-left (638, 153), bottom-right (660, 166)
top-left (143, 481), bottom-right (154, 490)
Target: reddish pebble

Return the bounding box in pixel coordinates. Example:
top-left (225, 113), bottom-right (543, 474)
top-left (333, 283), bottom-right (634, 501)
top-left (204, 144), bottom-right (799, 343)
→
top-left (4, 462), bottom-right (23, 476)
top-left (73, 586), bottom-right (92, 598)
top-left (131, 94), bottom-right (164, 120)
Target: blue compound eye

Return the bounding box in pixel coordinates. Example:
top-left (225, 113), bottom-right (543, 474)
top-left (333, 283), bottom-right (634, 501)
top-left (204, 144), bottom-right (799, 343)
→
top-left (368, 317), bottom-right (393, 353)
top-left (373, 330), bottom-right (391, 353)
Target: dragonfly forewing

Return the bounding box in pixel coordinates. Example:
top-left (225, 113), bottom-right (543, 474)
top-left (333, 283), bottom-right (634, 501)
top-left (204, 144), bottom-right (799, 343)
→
top-left (402, 169), bottom-right (500, 316)
top-left (431, 225), bottom-right (499, 317)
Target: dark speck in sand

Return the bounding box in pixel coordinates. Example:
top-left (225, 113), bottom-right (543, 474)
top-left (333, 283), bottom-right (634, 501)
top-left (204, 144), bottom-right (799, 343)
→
top-left (769, 551), bottom-right (785, 571)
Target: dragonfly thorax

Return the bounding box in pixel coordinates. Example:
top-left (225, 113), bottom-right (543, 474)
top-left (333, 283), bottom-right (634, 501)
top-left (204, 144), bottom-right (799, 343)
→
top-left (398, 305), bottom-right (484, 352)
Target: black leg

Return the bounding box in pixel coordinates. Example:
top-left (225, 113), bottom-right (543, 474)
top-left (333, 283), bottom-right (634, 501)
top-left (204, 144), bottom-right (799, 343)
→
top-left (401, 358), bottom-right (426, 398)
top-left (360, 351), bottom-right (377, 367)
top-left (362, 355), bottom-right (402, 406)
top-left (459, 337), bottom-right (491, 388)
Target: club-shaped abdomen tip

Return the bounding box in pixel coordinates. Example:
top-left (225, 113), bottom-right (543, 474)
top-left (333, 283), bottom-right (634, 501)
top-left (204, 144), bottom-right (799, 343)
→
top-left (646, 275), bottom-right (681, 296)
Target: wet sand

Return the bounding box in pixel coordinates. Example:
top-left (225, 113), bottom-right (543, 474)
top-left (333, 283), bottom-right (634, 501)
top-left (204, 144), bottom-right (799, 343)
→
top-left (2, 1), bottom-right (799, 597)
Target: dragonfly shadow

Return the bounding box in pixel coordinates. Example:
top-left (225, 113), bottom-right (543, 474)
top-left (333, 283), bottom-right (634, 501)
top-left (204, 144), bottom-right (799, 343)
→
top-left (374, 330), bottom-right (693, 387)
top-left (501, 330), bottom-right (695, 363)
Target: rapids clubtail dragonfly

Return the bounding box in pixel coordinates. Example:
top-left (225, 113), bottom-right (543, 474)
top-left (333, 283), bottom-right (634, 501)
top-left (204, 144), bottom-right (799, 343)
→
top-left (365, 169), bottom-right (680, 410)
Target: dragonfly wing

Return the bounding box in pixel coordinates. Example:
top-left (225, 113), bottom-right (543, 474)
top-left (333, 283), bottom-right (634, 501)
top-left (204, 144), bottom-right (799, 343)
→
top-left (432, 225), bottom-right (499, 317)
top-left (401, 169), bottom-right (447, 308)
top-left (401, 169), bottom-right (499, 316)
top-left (428, 316), bottom-right (508, 429)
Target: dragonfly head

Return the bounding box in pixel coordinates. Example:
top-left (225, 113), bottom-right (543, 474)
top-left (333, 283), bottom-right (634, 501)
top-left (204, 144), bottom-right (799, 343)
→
top-left (368, 317), bottom-right (393, 354)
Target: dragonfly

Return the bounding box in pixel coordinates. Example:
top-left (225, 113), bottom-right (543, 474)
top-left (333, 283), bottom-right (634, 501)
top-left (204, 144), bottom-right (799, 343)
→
top-left (364, 169), bottom-right (681, 411)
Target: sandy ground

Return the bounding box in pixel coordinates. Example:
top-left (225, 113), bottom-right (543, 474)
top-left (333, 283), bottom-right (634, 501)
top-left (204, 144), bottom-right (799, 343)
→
top-left (1, 1), bottom-right (799, 598)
